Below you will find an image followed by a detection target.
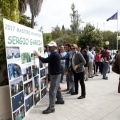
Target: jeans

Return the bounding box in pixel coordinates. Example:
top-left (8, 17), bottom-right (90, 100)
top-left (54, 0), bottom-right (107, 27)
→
top-left (49, 74), bottom-right (63, 109)
top-left (102, 62), bottom-right (109, 78)
top-left (60, 64), bottom-right (65, 82)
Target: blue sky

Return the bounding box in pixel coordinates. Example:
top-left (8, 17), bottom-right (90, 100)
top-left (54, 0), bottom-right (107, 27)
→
top-left (25, 0), bottom-right (120, 33)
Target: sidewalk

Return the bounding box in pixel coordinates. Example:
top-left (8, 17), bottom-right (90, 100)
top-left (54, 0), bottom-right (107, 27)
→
top-left (23, 71), bottom-right (120, 120)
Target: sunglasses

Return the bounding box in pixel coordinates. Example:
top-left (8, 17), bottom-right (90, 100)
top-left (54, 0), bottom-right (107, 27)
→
top-left (71, 48), bottom-right (75, 50)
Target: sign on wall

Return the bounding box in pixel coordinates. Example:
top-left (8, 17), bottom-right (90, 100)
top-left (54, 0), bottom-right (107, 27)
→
top-left (3, 19), bottom-right (46, 120)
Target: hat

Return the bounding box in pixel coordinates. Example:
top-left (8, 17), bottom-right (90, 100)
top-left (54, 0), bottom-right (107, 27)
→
top-left (47, 41), bottom-right (57, 47)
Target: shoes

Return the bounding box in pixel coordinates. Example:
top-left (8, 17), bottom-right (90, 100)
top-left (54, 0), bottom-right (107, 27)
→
top-left (71, 92), bottom-right (78, 95)
top-left (43, 107), bottom-right (55, 114)
top-left (55, 100), bottom-right (65, 104)
top-left (63, 89), bottom-right (69, 92)
top-left (66, 91), bottom-right (71, 94)
top-left (77, 96), bottom-right (85, 99)
top-left (88, 76), bottom-right (93, 78)
top-left (85, 78), bottom-right (88, 81)
top-left (103, 77), bottom-right (108, 80)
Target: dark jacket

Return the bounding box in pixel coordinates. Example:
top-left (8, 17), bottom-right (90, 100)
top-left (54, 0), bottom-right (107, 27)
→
top-left (83, 54), bottom-right (89, 67)
top-left (112, 53), bottom-right (120, 93)
top-left (39, 51), bottom-right (61, 75)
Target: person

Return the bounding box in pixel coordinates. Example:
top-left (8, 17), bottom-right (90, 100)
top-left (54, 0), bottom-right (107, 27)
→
top-left (94, 50), bottom-right (101, 75)
top-left (61, 44), bottom-right (75, 94)
top-left (87, 47), bottom-right (94, 78)
top-left (59, 46), bottom-right (67, 83)
top-left (34, 41), bottom-right (64, 114)
top-left (101, 46), bottom-right (110, 80)
top-left (82, 49), bottom-right (89, 81)
top-left (70, 44), bottom-right (86, 99)
top-left (112, 53), bottom-right (120, 93)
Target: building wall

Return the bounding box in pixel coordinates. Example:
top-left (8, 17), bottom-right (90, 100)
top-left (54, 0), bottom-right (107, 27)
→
top-left (0, 85), bottom-right (12, 119)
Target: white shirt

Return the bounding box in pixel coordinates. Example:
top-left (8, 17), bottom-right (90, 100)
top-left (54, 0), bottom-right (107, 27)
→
top-left (87, 51), bottom-right (94, 62)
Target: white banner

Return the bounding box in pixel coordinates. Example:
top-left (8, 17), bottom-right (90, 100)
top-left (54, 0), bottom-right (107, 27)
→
top-left (3, 18), bottom-right (46, 120)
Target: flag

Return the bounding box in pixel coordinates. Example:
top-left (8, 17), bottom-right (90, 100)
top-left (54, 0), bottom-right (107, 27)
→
top-left (106, 12), bottom-right (118, 21)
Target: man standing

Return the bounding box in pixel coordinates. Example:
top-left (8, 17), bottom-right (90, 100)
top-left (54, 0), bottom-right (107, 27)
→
top-left (61, 44), bottom-right (75, 94)
top-left (101, 46), bottom-right (109, 80)
top-left (34, 41), bottom-right (64, 114)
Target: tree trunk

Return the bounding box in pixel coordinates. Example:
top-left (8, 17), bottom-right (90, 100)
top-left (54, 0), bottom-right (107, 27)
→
top-left (31, 13), bottom-right (34, 28)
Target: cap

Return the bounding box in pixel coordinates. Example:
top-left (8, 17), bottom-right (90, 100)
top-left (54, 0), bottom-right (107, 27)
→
top-left (47, 41), bottom-right (57, 47)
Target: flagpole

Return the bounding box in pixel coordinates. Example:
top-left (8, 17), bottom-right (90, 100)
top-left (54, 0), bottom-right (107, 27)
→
top-left (117, 10), bottom-right (118, 50)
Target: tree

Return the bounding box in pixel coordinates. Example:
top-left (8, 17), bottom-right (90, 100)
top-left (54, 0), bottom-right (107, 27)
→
top-left (0, 0), bottom-right (19, 86)
top-left (18, 0), bottom-right (28, 14)
top-left (51, 25), bottom-right (63, 39)
top-left (43, 33), bottom-right (52, 46)
top-left (70, 3), bottom-right (81, 34)
top-left (19, 15), bottom-right (31, 27)
top-left (78, 23), bottom-right (103, 49)
top-left (28, 0), bottom-right (43, 28)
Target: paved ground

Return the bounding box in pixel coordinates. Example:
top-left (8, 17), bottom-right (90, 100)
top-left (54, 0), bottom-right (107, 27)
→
top-left (23, 71), bottom-right (120, 120)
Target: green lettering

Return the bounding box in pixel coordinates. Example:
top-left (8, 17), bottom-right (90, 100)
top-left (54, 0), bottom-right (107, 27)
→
top-left (8, 36), bottom-right (12, 44)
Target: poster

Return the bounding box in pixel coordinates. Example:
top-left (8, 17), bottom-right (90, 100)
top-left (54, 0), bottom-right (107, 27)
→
top-left (3, 19), bottom-right (47, 120)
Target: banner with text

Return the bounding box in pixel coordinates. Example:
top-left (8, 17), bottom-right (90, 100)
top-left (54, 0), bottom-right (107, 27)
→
top-left (3, 18), bottom-right (47, 120)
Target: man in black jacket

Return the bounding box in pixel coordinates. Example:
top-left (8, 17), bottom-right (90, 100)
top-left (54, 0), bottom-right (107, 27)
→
top-left (34, 41), bottom-right (64, 114)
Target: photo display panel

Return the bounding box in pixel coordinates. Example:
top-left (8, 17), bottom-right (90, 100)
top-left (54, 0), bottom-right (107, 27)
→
top-left (3, 18), bottom-right (47, 120)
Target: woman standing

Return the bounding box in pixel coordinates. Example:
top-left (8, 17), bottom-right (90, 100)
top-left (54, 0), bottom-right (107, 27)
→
top-left (70, 44), bottom-right (86, 99)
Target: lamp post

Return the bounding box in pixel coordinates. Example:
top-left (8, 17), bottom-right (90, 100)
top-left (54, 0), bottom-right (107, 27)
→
top-left (105, 41), bottom-right (109, 46)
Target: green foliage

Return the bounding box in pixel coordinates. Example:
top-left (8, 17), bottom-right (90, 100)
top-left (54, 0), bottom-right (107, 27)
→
top-left (43, 33), bottom-right (52, 46)
top-left (19, 14), bottom-right (31, 27)
top-left (51, 25), bottom-right (63, 39)
top-left (0, 0), bottom-right (19, 86)
top-left (78, 23), bottom-right (103, 49)
top-left (102, 31), bottom-right (117, 50)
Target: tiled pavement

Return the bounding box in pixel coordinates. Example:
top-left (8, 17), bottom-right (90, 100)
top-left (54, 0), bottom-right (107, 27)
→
top-left (23, 71), bottom-right (120, 120)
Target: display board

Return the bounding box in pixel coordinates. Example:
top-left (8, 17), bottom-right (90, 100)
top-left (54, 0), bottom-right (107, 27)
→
top-left (3, 19), bottom-right (47, 120)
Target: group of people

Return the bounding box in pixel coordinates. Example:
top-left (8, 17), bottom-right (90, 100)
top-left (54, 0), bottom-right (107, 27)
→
top-left (34, 41), bottom-right (119, 114)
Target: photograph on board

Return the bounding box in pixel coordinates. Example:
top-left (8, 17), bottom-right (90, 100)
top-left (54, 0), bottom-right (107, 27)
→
top-left (10, 77), bottom-right (23, 97)
top-left (13, 105), bottom-right (25, 120)
top-left (8, 63), bottom-right (22, 80)
top-left (34, 91), bottom-right (40, 105)
top-left (25, 94), bottom-right (33, 112)
top-left (24, 81), bottom-right (33, 97)
top-left (41, 88), bottom-right (46, 99)
top-left (34, 76), bottom-right (40, 93)
top-left (21, 52), bottom-right (31, 64)
top-left (40, 69), bottom-right (45, 78)
top-left (12, 92), bottom-right (24, 112)
top-left (41, 78), bottom-right (46, 90)
top-left (6, 46), bottom-right (20, 59)
top-left (32, 65), bottom-right (39, 77)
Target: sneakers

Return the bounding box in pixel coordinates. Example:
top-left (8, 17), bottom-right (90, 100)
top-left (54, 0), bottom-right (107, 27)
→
top-left (43, 107), bottom-right (55, 114)
top-left (55, 100), bottom-right (65, 104)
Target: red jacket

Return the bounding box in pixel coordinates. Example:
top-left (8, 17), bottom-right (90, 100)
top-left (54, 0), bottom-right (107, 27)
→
top-left (95, 53), bottom-right (101, 62)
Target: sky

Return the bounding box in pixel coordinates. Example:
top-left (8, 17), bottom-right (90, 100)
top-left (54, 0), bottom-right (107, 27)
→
top-left (25, 0), bottom-right (120, 33)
